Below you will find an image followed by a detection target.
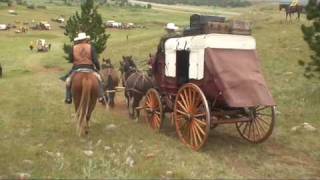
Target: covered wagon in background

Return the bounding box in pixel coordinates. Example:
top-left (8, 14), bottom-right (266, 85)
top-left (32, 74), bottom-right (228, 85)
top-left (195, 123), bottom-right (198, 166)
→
top-left (36, 39), bottom-right (50, 52)
top-left (0, 24), bottom-right (8, 31)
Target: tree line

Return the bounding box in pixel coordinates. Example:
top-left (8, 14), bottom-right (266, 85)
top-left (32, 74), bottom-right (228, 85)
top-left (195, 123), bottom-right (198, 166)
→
top-left (135, 0), bottom-right (251, 7)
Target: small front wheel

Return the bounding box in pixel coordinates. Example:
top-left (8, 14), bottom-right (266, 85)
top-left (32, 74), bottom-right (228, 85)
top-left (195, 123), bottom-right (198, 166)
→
top-left (143, 89), bottom-right (163, 131)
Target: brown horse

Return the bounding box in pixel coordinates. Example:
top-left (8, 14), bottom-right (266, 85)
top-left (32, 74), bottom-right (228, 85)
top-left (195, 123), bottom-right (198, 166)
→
top-left (100, 59), bottom-right (120, 108)
top-left (120, 56), bottom-right (153, 119)
top-left (71, 72), bottom-right (99, 136)
top-left (285, 5), bottom-right (303, 21)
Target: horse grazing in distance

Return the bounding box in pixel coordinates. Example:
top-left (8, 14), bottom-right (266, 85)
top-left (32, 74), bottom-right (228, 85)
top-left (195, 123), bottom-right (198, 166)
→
top-left (285, 5), bottom-right (303, 21)
top-left (100, 58), bottom-right (120, 108)
top-left (120, 56), bottom-right (153, 119)
top-left (0, 64), bottom-right (2, 78)
top-left (71, 72), bottom-right (99, 136)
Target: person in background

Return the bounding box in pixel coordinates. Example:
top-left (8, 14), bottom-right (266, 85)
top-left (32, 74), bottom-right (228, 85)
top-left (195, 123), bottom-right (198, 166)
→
top-left (29, 41), bottom-right (34, 51)
top-left (157, 23), bottom-right (180, 53)
top-left (290, 0), bottom-right (300, 7)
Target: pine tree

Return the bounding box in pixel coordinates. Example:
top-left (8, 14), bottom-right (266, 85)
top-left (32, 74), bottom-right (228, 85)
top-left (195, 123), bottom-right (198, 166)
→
top-left (63, 0), bottom-right (110, 62)
top-left (300, 0), bottom-right (320, 79)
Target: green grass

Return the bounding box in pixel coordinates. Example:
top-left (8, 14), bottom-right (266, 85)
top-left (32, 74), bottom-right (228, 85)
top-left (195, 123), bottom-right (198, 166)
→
top-left (0, 2), bottom-right (319, 179)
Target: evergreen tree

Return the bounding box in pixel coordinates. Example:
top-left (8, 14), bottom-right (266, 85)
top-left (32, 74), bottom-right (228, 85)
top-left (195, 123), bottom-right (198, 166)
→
top-left (63, 0), bottom-right (110, 62)
top-left (300, 0), bottom-right (320, 79)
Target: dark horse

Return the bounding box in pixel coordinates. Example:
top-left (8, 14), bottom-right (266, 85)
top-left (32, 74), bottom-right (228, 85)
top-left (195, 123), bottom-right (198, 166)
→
top-left (100, 59), bottom-right (120, 108)
top-left (285, 5), bottom-right (303, 21)
top-left (120, 56), bottom-right (153, 119)
top-left (71, 72), bottom-right (99, 136)
top-left (0, 63), bottom-right (2, 78)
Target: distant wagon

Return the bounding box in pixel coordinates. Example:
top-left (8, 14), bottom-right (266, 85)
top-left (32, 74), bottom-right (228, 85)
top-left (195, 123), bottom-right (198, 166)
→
top-left (143, 15), bottom-right (276, 150)
top-left (36, 39), bottom-right (49, 52)
top-left (0, 24), bottom-right (8, 30)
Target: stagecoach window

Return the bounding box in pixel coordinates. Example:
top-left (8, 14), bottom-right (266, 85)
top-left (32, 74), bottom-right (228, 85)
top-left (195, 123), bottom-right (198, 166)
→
top-left (176, 50), bottom-right (190, 85)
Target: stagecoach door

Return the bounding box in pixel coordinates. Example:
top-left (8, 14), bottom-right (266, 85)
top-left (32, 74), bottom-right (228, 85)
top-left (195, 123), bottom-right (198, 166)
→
top-left (176, 50), bottom-right (190, 86)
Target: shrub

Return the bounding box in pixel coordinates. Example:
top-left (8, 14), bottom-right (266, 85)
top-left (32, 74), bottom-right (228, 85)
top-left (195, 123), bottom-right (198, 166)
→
top-left (37, 5), bottom-right (47, 9)
top-left (27, 4), bottom-right (35, 9)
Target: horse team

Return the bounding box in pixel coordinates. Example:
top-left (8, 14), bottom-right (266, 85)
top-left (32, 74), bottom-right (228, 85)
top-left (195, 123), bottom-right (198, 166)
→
top-left (72, 55), bottom-right (153, 136)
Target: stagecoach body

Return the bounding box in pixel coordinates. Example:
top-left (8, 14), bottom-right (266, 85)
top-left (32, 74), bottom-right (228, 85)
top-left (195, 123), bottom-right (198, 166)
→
top-left (143, 33), bottom-right (276, 150)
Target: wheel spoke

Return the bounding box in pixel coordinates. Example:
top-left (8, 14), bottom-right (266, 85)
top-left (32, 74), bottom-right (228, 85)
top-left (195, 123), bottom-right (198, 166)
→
top-left (154, 111), bottom-right (161, 115)
top-left (256, 106), bottom-right (268, 112)
top-left (237, 122), bottom-right (245, 129)
top-left (253, 119), bottom-right (262, 139)
top-left (256, 113), bottom-right (272, 117)
top-left (194, 118), bottom-right (207, 127)
top-left (241, 122), bottom-right (249, 137)
top-left (257, 116), bottom-right (271, 127)
top-left (188, 89), bottom-right (193, 111)
top-left (252, 121), bottom-right (256, 142)
top-left (154, 115), bottom-right (160, 129)
top-left (193, 119), bottom-right (206, 135)
top-left (177, 100), bottom-right (188, 112)
top-left (193, 122), bottom-right (203, 144)
top-left (255, 117), bottom-right (267, 135)
top-left (191, 123), bottom-right (198, 147)
top-left (179, 93), bottom-right (189, 112)
top-left (194, 113), bottom-right (206, 118)
top-left (183, 89), bottom-right (190, 107)
top-left (176, 109), bottom-right (189, 117)
top-left (146, 94), bottom-right (151, 104)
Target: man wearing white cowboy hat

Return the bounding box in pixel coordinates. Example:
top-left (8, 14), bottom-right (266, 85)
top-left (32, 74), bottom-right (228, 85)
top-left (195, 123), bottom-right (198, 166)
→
top-left (62, 32), bottom-right (104, 104)
top-left (157, 23), bottom-right (180, 53)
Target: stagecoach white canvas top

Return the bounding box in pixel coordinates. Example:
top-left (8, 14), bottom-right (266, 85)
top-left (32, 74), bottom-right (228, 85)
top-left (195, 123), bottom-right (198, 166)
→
top-left (164, 33), bottom-right (257, 79)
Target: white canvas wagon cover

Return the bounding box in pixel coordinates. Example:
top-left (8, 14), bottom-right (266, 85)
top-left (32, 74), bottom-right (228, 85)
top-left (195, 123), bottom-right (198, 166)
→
top-left (164, 33), bottom-right (275, 107)
top-left (164, 33), bottom-right (256, 79)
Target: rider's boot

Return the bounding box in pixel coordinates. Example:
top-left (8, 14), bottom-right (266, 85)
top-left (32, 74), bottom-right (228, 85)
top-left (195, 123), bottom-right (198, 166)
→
top-left (65, 85), bottom-right (72, 104)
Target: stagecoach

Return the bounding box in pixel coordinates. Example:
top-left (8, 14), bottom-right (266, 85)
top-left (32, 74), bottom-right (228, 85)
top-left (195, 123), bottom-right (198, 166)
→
top-left (142, 32), bottom-right (276, 150)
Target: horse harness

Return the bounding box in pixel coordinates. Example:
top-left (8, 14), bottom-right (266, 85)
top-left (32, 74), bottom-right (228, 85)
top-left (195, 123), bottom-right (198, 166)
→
top-left (124, 67), bottom-right (145, 95)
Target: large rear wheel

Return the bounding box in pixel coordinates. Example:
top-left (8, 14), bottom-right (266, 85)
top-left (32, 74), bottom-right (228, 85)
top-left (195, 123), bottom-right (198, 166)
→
top-left (236, 106), bottom-right (275, 143)
top-left (143, 89), bottom-right (163, 131)
top-left (174, 83), bottom-right (210, 151)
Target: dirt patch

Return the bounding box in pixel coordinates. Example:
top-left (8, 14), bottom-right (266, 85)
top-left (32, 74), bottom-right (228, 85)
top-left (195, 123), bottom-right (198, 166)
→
top-left (42, 66), bottom-right (64, 73)
top-left (266, 142), bottom-right (320, 169)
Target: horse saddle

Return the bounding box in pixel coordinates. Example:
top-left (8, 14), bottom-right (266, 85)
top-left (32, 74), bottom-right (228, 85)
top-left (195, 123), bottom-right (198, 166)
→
top-left (66, 68), bottom-right (102, 86)
top-left (74, 68), bottom-right (95, 73)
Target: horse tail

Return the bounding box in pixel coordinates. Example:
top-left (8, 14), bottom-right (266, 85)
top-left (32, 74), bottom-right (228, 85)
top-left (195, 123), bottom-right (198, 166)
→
top-left (76, 76), bottom-right (92, 136)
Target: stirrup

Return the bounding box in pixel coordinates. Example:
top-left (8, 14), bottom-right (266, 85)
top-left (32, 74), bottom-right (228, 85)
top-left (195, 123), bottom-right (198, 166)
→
top-left (65, 98), bottom-right (72, 104)
top-left (98, 97), bottom-right (104, 103)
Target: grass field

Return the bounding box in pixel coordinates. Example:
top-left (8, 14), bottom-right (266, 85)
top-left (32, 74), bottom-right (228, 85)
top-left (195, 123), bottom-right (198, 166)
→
top-left (0, 1), bottom-right (319, 179)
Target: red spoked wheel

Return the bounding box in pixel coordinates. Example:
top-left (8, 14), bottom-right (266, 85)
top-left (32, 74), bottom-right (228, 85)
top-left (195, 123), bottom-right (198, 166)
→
top-left (236, 106), bottom-right (275, 143)
top-left (174, 83), bottom-right (210, 151)
top-left (143, 88), bottom-right (163, 131)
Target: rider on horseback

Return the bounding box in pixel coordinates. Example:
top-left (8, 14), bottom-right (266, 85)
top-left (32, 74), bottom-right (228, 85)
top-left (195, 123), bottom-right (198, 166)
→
top-left (63, 32), bottom-right (104, 104)
top-left (290, 0), bottom-right (300, 7)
